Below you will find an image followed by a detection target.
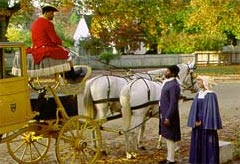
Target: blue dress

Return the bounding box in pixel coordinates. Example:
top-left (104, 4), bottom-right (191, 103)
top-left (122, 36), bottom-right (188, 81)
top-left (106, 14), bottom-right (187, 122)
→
top-left (187, 92), bottom-right (222, 164)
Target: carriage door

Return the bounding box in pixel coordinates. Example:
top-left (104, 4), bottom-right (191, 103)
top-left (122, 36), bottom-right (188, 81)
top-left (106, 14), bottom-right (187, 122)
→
top-left (0, 43), bottom-right (33, 134)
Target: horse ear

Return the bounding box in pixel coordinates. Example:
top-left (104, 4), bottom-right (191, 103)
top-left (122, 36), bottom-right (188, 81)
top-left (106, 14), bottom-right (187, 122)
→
top-left (192, 60), bottom-right (195, 66)
top-left (188, 60), bottom-right (195, 69)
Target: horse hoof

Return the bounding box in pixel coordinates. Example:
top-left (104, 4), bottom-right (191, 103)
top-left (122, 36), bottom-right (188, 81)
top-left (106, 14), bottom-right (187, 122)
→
top-left (126, 152), bottom-right (137, 159)
top-left (174, 146), bottom-right (180, 152)
top-left (157, 144), bottom-right (163, 150)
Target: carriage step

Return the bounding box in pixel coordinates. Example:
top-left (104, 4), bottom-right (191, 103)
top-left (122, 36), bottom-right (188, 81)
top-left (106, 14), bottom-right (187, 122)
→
top-left (219, 140), bottom-right (233, 163)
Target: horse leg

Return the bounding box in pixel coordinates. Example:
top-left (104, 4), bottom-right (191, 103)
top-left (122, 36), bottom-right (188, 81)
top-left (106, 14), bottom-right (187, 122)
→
top-left (175, 142), bottom-right (180, 152)
top-left (127, 110), bottom-right (147, 156)
top-left (124, 120), bottom-right (145, 155)
top-left (137, 119), bottom-right (146, 150)
top-left (125, 131), bottom-right (138, 159)
top-left (123, 116), bottom-right (138, 159)
top-left (157, 135), bottom-right (163, 149)
top-left (94, 103), bottom-right (109, 155)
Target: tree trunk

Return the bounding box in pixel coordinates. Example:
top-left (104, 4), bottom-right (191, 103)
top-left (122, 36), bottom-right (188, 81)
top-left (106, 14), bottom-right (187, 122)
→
top-left (0, 15), bottom-right (10, 41)
top-left (0, 0), bottom-right (11, 41)
top-left (0, 0), bottom-right (21, 42)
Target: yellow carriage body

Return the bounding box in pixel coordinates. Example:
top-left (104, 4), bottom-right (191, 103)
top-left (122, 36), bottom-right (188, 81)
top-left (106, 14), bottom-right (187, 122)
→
top-left (0, 42), bottom-right (34, 134)
top-left (0, 42), bottom-right (100, 164)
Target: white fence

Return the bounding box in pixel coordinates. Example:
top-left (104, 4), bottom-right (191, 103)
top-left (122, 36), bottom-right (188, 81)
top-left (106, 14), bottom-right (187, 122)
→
top-left (194, 51), bottom-right (240, 65)
top-left (73, 54), bottom-right (195, 69)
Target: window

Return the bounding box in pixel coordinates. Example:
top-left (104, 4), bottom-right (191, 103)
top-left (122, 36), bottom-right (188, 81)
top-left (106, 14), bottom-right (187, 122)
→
top-left (0, 47), bottom-right (22, 79)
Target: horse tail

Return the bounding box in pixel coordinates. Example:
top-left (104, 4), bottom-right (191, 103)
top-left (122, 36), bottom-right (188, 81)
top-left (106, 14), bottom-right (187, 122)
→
top-left (120, 84), bottom-right (132, 130)
top-left (83, 76), bottom-right (100, 118)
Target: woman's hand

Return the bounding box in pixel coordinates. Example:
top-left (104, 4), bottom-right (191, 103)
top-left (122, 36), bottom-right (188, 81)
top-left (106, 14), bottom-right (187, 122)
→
top-left (164, 118), bottom-right (170, 127)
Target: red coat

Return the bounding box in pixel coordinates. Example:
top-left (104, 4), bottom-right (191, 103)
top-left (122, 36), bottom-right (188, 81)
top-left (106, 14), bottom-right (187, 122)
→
top-left (29, 17), bottom-right (69, 64)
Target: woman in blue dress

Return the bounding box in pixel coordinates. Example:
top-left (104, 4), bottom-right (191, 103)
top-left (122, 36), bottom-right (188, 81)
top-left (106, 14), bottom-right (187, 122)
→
top-left (187, 76), bottom-right (222, 164)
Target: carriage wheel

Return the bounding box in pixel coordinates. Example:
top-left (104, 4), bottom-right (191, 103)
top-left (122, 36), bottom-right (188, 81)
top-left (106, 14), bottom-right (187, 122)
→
top-left (56, 115), bottom-right (102, 164)
top-left (6, 130), bottom-right (51, 164)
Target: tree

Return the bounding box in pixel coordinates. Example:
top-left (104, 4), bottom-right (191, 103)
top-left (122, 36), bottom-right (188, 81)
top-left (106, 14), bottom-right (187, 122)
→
top-left (0, 0), bottom-right (22, 41)
top-left (0, 0), bottom-right (77, 43)
top-left (3, 0), bottom-right (240, 54)
top-left (185, 0), bottom-right (240, 48)
top-left (82, 0), bottom-right (191, 54)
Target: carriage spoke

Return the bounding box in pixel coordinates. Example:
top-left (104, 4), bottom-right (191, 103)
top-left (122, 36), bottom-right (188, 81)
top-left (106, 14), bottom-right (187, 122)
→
top-left (7, 130), bottom-right (50, 163)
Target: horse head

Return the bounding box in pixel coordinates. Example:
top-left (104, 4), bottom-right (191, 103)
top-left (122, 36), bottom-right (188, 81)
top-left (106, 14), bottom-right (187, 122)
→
top-left (177, 61), bottom-right (198, 93)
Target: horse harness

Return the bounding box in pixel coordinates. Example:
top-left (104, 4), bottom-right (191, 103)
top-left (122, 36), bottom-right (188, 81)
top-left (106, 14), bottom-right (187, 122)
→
top-left (92, 75), bottom-right (128, 104)
top-left (129, 78), bottom-right (159, 110)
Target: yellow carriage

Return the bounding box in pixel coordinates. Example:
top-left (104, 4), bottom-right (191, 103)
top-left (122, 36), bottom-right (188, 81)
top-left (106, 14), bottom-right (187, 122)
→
top-left (0, 42), bottom-right (102, 164)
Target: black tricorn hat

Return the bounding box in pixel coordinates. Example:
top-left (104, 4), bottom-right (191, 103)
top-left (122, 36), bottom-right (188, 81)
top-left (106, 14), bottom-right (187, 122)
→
top-left (41, 3), bottom-right (58, 13)
top-left (167, 65), bottom-right (180, 77)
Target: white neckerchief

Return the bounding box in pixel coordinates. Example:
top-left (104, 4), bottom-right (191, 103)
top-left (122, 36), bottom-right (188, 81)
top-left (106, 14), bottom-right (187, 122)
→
top-left (162, 77), bottom-right (176, 88)
top-left (198, 89), bottom-right (214, 99)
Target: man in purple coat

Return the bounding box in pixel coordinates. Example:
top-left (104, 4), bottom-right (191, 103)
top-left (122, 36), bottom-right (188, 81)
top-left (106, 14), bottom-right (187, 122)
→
top-left (159, 65), bottom-right (181, 164)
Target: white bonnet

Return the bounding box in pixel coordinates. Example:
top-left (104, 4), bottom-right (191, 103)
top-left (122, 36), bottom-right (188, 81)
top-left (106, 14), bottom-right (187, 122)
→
top-left (197, 75), bottom-right (217, 90)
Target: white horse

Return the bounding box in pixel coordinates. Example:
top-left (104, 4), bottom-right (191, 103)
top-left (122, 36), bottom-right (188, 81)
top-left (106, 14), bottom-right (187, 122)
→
top-left (82, 70), bottom-right (162, 120)
top-left (83, 61), bottom-right (196, 117)
top-left (120, 78), bottom-right (162, 159)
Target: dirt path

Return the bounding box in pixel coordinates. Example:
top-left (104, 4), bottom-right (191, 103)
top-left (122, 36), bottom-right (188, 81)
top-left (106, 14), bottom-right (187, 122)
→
top-left (1, 70), bottom-right (240, 163)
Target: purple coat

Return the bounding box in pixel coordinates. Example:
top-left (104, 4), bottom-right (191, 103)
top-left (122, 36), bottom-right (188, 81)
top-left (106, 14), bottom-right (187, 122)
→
top-left (159, 78), bottom-right (181, 141)
top-left (187, 92), bottom-right (222, 130)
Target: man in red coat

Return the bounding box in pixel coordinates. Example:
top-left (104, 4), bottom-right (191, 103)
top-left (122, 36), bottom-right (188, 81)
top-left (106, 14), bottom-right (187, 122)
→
top-left (28, 3), bottom-right (82, 81)
top-left (30, 4), bottom-right (69, 64)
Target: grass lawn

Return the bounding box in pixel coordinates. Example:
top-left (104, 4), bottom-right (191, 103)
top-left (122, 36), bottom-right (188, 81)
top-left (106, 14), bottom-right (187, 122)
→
top-left (195, 65), bottom-right (240, 75)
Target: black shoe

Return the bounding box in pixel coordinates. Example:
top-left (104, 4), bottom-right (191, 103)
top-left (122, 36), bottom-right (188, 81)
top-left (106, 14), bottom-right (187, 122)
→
top-left (74, 67), bottom-right (86, 77)
top-left (64, 70), bottom-right (72, 79)
top-left (65, 74), bottom-right (83, 84)
top-left (159, 159), bottom-right (176, 164)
